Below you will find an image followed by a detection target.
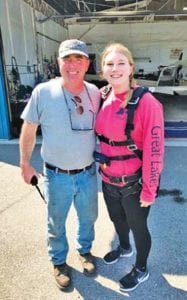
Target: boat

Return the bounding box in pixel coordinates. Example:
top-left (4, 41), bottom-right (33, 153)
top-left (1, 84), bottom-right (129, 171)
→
top-left (138, 60), bottom-right (187, 138)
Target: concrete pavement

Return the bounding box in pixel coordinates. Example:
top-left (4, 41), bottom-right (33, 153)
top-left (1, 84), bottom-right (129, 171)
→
top-left (0, 141), bottom-right (187, 300)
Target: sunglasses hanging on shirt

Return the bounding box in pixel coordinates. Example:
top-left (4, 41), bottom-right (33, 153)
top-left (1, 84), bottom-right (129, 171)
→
top-left (62, 86), bottom-right (94, 131)
top-left (71, 96), bottom-right (84, 115)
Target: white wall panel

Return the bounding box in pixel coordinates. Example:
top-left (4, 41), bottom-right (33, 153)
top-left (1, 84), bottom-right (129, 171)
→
top-left (68, 21), bottom-right (187, 74)
top-left (0, 1), bottom-right (14, 62)
top-left (1, 0), bottom-right (187, 84)
top-left (0, 0), bottom-right (67, 87)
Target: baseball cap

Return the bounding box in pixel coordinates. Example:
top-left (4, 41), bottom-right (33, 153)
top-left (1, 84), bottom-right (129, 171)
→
top-left (58, 39), bottom-right (89, 58)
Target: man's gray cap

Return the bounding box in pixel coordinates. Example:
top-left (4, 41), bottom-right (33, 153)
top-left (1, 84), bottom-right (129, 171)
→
top-left (58, 39), bottom-right (89, 58)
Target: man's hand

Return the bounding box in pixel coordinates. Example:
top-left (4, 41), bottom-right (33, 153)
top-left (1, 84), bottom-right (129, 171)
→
top-left (19, 121), bottom-right (38, 184)
top-left (20, 163), bottom-right (39, 185)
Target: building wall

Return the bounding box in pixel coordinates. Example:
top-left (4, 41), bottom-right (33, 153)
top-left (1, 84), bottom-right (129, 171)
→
top-left (67, 21), bottom-right (187, 75)
top-left (0, 0), bottom-right (187, 139)
top-left (0, 0), bottom-right (67, 88)
top-left (1, 1), bottom-right (187, 84)
top-left (0, 0), bottom-right (67, 138)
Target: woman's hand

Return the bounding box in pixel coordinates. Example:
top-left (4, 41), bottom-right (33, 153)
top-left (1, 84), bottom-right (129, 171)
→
top-left (140, 200), bottom-right (152, 208)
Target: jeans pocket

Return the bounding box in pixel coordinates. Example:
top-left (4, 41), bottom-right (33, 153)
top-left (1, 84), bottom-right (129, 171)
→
top-left (87, 163), bottom-right (96, 176)
top-left (43, 167), bottom-right (56, 181)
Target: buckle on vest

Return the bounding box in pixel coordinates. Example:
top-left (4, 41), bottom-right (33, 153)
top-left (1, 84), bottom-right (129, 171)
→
top-left (109, 177), bottom-right (121, 184)
top-left (127, 144), bottom-right (137, 151)
top-left (128, 97), bottom-right (140, 105)
top-left (121, 176), bottom-right (128, 184)
top-left (109, 139), bottom-right (115, 146)
top-left (110, 175), bottom-right (128, 184)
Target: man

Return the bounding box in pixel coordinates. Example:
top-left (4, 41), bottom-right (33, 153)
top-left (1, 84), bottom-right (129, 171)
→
top-left (19, 39), bottom-right (100, 290)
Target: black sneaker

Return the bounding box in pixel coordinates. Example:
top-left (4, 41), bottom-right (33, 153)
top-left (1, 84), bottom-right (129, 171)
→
top-left (103, 245), bottom-right (133, 264)
top-left (119, 266), bottom-right (149, 292)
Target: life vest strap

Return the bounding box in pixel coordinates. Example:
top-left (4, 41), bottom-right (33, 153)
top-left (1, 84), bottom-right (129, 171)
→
top-left (99, 167), bottom-right (142, 185)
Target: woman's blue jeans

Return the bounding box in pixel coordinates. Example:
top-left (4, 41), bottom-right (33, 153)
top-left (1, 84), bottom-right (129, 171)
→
top-left (43, 163), bottom-right (98, 265)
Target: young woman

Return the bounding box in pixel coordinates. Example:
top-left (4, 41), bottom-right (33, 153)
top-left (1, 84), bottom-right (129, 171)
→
top-left (95, 43), bottom-right (164, 292)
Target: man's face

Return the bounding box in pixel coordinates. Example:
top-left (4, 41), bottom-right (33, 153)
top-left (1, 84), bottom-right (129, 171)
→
top-left (58, 54), bottom-right (90, 83)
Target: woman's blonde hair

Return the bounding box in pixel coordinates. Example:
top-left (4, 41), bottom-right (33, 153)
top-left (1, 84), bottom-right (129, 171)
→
top-left (101, 43), bottom-right (136, 107)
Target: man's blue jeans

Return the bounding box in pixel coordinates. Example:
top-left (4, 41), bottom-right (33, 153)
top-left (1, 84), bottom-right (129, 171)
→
top-left (43, 163), bottom-right (98, 265)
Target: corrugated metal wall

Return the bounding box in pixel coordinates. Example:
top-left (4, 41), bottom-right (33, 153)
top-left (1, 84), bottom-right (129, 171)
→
top-left (68, 21), bottom-right (187, 74)
top-left (0, 0), bottom-right (67, 87)
top-left (1, 0), bottom-right (187, 85)
top-left (0, 0), bottom-right (187, 139)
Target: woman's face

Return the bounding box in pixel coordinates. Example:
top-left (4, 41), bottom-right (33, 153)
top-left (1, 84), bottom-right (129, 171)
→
top-left (102, 51), bottom-right (133, 89)
top-left (58, 54), bottom-right (89, 84)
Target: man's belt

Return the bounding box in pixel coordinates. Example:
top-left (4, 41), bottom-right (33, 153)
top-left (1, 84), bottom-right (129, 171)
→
top-left (45, 162), bottom-right (93, 175)
top-left (99, 167), bottom-right (142, 185)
